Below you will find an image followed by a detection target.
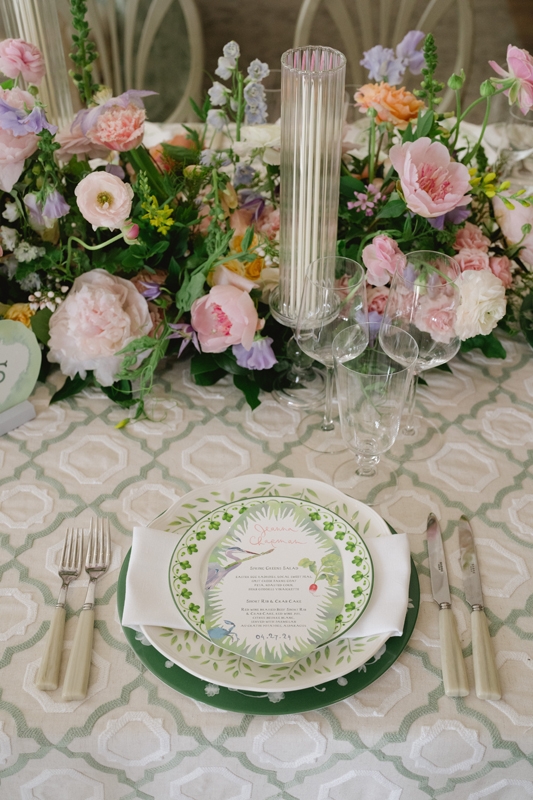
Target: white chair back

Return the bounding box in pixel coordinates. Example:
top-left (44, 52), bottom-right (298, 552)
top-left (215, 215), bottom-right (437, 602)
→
top-left (294, 0), bottom-right (473, 111)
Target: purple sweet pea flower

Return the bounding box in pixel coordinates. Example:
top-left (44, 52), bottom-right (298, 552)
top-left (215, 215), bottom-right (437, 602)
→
top-left (360, 46), bottom-right (404, 84)
top-left (233, 337), bottom-right (277, 370)
top-left (42, 190), bottom-right (70, 219)
top-left (427, 205), bottom-right (471, 230)
top-left (75, 89), bottom-right (156, 136)
top-left (0, 99), bottom-right (57, 136)
top-left (368, 311), bottom-right (383, 344)
top-left (167, 323), bottom-right (200, 357)
top-left (139, 280), bottom-right (162, 301)
top-left (239, 189), bottom-right (265, 220)
top-left (105, 163), bottom-right (126, 179)
top-left (396, 30), bottom-right (425, 75)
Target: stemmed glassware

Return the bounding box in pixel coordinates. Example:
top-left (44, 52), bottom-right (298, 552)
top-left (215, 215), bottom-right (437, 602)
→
top-left (380, 250), bottom-right (461, 460)
top-left (294, 256), bottom-right (368, 453)
top-left (332, 323), bottom-right (418, 504)
top-left (502, 106), bottom-right (533, 182)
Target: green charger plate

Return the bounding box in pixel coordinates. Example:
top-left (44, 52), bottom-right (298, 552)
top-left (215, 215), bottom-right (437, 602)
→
top-left (118, 528), bottom-right (420, 715)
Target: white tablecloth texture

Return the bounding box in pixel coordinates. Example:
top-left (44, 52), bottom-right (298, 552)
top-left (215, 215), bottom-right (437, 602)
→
top-left (0, 332), bottom-right (532, 798)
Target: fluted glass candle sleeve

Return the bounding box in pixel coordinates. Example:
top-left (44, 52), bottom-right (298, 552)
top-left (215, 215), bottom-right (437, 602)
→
top-left (0, 0), bottom-right (73, 129)
top-left (276, 47), bottom-right (346, 326)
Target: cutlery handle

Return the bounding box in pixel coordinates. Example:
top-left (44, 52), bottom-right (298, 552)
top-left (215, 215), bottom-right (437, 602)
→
top-left (62, 608), bottom-right (94, 701)
top-left (439, 606), bottom-right (469, 697)
top-left (472, 608), bottom-right (501, 700)
top-left (34, 606), bottom-right (66, 691)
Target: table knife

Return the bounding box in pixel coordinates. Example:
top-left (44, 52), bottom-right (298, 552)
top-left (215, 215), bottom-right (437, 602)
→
top-left (459, 516), bottom-right (501, 700)
top-left (426, 513), bottom-right (469, 697)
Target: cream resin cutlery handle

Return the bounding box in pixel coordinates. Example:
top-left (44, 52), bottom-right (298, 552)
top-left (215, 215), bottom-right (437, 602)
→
top-left (439, 606), bottom-right (469, 697)
top-left (35, 606), bottom-right (66, 691)
top-left (62, 608), bottom-right (94, 701)
top-left (472, 608), bottom-right (501, 700)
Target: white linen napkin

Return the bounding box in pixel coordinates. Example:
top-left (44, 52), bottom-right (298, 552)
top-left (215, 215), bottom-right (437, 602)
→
top-left (122, 526), bottom-right (411, 640)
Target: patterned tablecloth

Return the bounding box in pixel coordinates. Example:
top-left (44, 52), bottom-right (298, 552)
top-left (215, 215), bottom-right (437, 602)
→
top-left (1, 334), bottom-right (532, 800)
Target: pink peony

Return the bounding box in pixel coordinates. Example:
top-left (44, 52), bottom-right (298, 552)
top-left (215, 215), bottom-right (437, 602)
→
top-left (75, 171), bottom-right (134, 230)
top-left (389, 137), bottom-right (471, 219)
top-left (493, 195), bottom-right (533, 266)
top-left (191, 284), bottom-right (262, 353)
top-left (87, 103), bottom-right (146, 152)
top-left (490, 45), bottom-right (533, 115)
top-left (47, 269), bottom-right (152, 386)
top-left (454, 247), bottom-right (490, 272)
top-left (56, 122), bottom-right (110, 162)
top-left (414, 294), bottom-right (457, 344)
top-left (211, 265), bottom-right (258, 292)
top-left (453, 222), bottom-right (490, 252)
top-left (0, 87), bottom-right (38, 192)
top-left (0, 39), bottom-right (45, 84)
top-left (489, 255), bottom-right (513, 288)
top-left (362, 234), bottom-right (406, 286)
top-left (367, 285), bottom-right (390, 314)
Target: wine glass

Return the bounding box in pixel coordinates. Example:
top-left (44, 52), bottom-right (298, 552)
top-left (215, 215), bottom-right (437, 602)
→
top-left (502, 106), bottom-right (533, 182)
top-left (332, 323), bottom-right (418, 504)
top-left (295, 256), bottom-right (368, 453)
top-left (380, 250), bottom-right (461, 461)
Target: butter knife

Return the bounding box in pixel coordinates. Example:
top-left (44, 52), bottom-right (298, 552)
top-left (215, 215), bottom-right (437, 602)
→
top-left (459, 516), bottom-right (501, 700)
top-left (426, 513), bottom-right (469, 697)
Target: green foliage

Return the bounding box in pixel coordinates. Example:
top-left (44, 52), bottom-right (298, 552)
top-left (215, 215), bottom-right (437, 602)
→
top-left (51, 372), bottom-right (92, 404)
top-left (69, 0), bottom-right (99, 104)
top-left (460, 332), bottom-right (507, 359)
top-left (414, 34), bottom-right (445, 110)
top-left (519, 292), bottom-right (533, 347)
top-left (30, 308), bottom-right (52, 345)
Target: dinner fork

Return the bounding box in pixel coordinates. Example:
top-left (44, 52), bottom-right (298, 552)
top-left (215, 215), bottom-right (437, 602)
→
top-left (35, 528), bottom-right (84, 691)
top-left (62, 518), bottom-right (111, 701)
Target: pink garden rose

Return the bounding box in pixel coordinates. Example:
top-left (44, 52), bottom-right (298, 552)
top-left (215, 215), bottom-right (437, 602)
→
top-left (0, 39), bottom-right (45, 84)
top-left (0, 87), bottom-right (38, 192)
top-left (75, 171), bottom-right (134, 230)
top-left (493, 195), bottom-right (533, 266)
top-left (367, 285), bottom-right (390, 314)
top-left (454, 221), bottom-right (490, 252)
top-left (489, 255), bottom-right (513, 288)
top-left (191, 284), bottom-right (262, 353)
top-left (362, 234), bottom-right (406, 286)
top-left (414, 294), bottom-right (457, 344)
top-left (211, 265), bottom-right (258, 292)
top-left (490, 45), bottom-right (533, 115)
top-left (47, 269), bottom-right (152, 386)
top-left (87, 103), bottom-right (146, 152)
top-left (454, 247), bottom-right (490, 272)
top-left (389, 137), bottom-right (471, 219)
top-left (56, 122), bottom-right (110, 162)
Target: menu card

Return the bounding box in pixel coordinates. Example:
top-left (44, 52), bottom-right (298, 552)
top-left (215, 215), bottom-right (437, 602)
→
top-left (204, 500), bottom-right (345, 663)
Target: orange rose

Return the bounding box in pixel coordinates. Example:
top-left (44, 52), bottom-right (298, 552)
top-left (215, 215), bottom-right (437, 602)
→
top-left (5, 303), bottom-right (34, 327)
top-left (245, 257), bottom-right (264, 281)
top-left (355, 82), bottom-right (424, 129)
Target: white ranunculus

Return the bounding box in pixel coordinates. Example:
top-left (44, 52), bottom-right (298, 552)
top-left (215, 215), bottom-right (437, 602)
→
top-left (455, 270), bottom-right (507, 340)
top-left (47, 269), bottom-right (152, 386)
top-left (232, 124), bottom-right (281, 165)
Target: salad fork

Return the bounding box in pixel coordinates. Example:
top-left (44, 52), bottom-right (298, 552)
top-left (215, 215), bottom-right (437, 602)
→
top-left (35, 528), bottom-right (84, 691)
top-left (62, 518), bottom-right (111, 701)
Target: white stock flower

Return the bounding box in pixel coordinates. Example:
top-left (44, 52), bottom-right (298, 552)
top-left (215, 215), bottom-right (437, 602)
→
top-left (232, 124), bottom-right (281, 165)
top-left (2, 200), bottom-right (19, 222)
top-left (455, 270), bottom-right (507, 339)
top-left (0, 225), bottom-right (18, 251)
top-left (14, 241), bottom-right (45, 262)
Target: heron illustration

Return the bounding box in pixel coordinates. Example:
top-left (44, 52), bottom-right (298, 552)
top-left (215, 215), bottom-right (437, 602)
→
top-left (205, 546), bottom-right (274, 590)
top-left (207, 620), bottom-right (238, 642)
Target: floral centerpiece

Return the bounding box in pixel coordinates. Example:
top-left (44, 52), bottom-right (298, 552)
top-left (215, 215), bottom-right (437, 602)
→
top-left (1, 3), bottom-right (533, 419)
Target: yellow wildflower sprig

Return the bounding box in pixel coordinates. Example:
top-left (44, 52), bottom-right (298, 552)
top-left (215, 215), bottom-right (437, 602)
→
top-left (468, 168), bottom-right (533, 208)
top-left (141, 194), bottom-right (174, 235)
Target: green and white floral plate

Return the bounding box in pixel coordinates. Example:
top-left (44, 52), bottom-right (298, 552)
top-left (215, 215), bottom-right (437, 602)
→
top-left (167, 496), bottom-right (374, 652)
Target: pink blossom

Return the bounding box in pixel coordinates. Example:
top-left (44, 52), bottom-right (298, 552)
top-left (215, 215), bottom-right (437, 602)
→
top-left (230, 207), bottom-right (254, 236)
top-left (47, 269), bottom-right (152, 386)
top-left (389, 137), bottom-right (471, 218)
top-left (56, 122), bottom-right (110, 162)
top-left (414, 294), bottom-right (457, 344)
top-left (367, 285), bottom-right (390, 314)
top-left (490, 45), bottom-right (533, 115)
top-left (493, 195), bottom-right (533, 266)
top-left (454, 247), bottom-right (490, 272)
top-left (362, 234), bottom-right (406, 286)
top-left (255, 206), bottom-right (280, 240)
top-left (489, 255), bottom-right (513, 288)
top-left (0, 87), bottom-right (38, 192)
top-left (211, 265), bottom-right (258, 292)
top-left (191, 284), bottom-right (262, 353)
top-left (87, 103), bottom-right (146, 152)
top-left (453, 221), bottom-right (490, 252)
top-left (75, 171), bottom-right (134, 231)
top-left (0, 39), bottom-right (45, 84)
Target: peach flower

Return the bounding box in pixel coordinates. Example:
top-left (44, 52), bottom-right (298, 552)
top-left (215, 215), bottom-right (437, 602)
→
top-left (0, 39), bottom-right (45, 84)
top-left (87, 104), bottom-right (146, 152)
top-left (56, 123), bottom-right (110, 162)
top-left (414, 294), bottom-right (457, 344)
top-left (367, 286), bottom-right (390, 314)
top-left (389, 137), bottom-right (472, 219)
top-left (362, 234), bottom-right (406, 286)
top-left (453, 221), bottom-right (490, 252)
top-left (191, 284), bottom-right (262, 353)
top-left (4, 302), bottom-right (34, 327)
top-left (255, 206), bottom-right (280, 240)
top-left (211, 264), bottom-right (258, 292)
top-left (75, 172), bottom-right (134, 230)
top-left (149, 133), bottom-right (195, 172)
top-left (355, 82), bottom-right (424, 129)
top-left (0, 87), bottom-right (38, 192)
top-left (489, 255), bottom-right (513, 288)
top-left (229, 208), bottom-right (254, 236)
top-left (454, 247), bottom-right (490, 272)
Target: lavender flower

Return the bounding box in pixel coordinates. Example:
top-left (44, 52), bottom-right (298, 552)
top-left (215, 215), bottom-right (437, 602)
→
top-left (200, 148), bottom-right (230, 168)
top-left (215, 57), bottom-right (235, 81)
top-left (139, 280), bottom-right (162, 301)
top-left (396, 30), bottom-right (425, 75)
top-left (245, 102), bottom-right (268, 125)
top-left (167, 323), bottom-right (200, 357)
top-left (234, 163), bottom-right (255, 186)
top-left (233, 337), bottom-right (277, 370)
top-left (42, 190), bottom-right (70, 219)
top-left (244, 82), bottom-right (266, 105)
top-left (247, 59), bottom-right (269, 81)
top-left (206, 109), bottom-right (228, 131)
top-left (208, 82), bottom-right (228, 107)
top-left (427, 206), bottom-right (471, 231)
top-left (239, 189), bottom-right (265, 220)
top-left (360, 46), bottom-right (403, 84)
top-left (0, 99), bottom-right (57, 136)
top-left (223, 41), bottom-right (240, 60)
top-left (105, 164), bottom-right (126, 179)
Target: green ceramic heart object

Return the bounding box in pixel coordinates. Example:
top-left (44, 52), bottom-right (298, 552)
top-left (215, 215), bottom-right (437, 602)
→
top-left (0, 320), bottom-right (42, 413)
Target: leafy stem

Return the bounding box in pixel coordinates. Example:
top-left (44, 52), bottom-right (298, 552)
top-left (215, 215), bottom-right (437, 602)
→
top-left (69, 0), bottom-right (99, 106)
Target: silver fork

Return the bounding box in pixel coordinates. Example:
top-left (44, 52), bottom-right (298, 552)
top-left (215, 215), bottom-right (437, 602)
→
top-left (35, 528), bottom-right (84, 691)
top-left (62, 519), bottom-right (111, 701)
